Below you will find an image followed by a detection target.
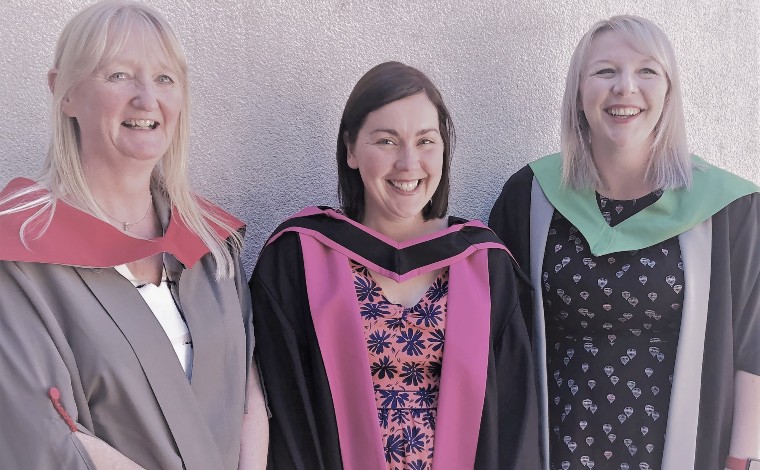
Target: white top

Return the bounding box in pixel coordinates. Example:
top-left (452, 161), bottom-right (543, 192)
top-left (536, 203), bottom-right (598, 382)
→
top-left (114, 264), bottom-right (193, 380)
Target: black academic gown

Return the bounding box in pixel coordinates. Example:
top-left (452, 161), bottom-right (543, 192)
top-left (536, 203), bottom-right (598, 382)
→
top-left (489, 160), bottom-right (760, 470)
top-left (250, 207), bottom-right (540, 470)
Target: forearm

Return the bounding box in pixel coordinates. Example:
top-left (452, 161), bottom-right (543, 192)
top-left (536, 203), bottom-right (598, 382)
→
top-left (726, 371), bottom-right (760, 469)
top-left (76, 432), bottom-right (144, 469)
top-left (239, 362), bottom-right (269, 469)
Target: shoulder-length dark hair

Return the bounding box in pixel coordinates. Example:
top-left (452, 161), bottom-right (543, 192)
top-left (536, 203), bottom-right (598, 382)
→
top-left (336, 61), bottom-right (455, 222)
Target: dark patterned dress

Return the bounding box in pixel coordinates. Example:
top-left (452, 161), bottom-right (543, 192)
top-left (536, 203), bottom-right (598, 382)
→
top-left (351, 261), bottom-right (449, 470)
top-left (544, 191), bottom-right (684, 470)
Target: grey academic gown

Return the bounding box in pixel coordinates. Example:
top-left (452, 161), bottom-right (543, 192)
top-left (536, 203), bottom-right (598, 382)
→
top-left (0, 182), bottom-right (252, 470)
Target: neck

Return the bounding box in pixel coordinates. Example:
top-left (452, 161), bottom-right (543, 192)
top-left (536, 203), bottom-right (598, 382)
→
top-left (592, 143), bottom-right (654, 200)
top-left (362, 211), bottom-right (447, 243)
top-left (82, 157), bottom-right (157, 235)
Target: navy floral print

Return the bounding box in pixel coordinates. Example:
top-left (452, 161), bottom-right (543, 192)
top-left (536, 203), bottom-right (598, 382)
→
top-left (352, 260), bottom-right (448, 470)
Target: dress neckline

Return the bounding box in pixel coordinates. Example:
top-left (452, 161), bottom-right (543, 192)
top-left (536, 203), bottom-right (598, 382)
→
top-left (352, 261), bottom-right (448, 311)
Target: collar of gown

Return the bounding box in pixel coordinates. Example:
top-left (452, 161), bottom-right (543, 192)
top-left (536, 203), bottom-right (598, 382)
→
top-left (0, 177), bottom-right (244, 268)
top-left (529, 153), bottom-right (759, 256)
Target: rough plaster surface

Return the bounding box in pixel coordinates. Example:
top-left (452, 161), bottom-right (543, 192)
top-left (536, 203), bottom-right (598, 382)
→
top-left (1, 0), bottom-right (758, 275)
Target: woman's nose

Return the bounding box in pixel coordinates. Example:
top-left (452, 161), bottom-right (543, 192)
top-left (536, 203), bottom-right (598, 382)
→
top-left (132, 81), bottom-right (159, 111)
top-left (394, 145), bottom-right (421, 171)
top-left (613, 71), bottom-right (638, 96)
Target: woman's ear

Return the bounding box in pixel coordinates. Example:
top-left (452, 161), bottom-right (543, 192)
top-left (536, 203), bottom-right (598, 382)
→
top-left (344, 131), bottom-right (359, 169)
top-left (47, 68), bottom-right (58, 95)
top-left (50, 68), bottom-right (76, 117)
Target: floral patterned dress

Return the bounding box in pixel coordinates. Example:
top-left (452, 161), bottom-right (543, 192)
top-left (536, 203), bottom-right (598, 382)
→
top-left (351, 261), bottom-right (449, 470)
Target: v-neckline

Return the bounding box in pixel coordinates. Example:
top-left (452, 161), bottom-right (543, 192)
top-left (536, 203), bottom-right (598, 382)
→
top-left (529, 153), bottom-right (758, 255)
top-left (354, 262), bottom-right (446, 310)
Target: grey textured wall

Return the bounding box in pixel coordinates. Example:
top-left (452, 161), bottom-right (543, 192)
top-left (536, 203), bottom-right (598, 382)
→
top-left (1, 0), bottom-right (758, 275)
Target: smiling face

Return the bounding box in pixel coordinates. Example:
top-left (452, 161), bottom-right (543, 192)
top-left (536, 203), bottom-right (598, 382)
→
top-left (346, 92), bottom-right (444, 229)
top-left (61, 27), bottom-right (184, 169)
top-left (580, 30), bottom-right (669, 155)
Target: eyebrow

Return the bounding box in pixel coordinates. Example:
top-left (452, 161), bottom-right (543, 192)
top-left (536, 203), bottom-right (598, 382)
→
top-left (368, 128), bottom-right (440, 136)
top-left (587, 57), bottom-right (661, 67)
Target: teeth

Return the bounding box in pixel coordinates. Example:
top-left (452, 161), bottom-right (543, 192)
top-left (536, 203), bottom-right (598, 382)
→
top-left (390, 180), bottom-right (420, 192)
top-left (123, 119), bottom-right (157, 129)
top-left (608, 108), bottom-right (641, 117)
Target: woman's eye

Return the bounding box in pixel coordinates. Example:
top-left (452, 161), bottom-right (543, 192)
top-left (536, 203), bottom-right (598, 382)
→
top-left (418, 138), bottom-right (435, 145)
top-left (595, 68), bottom-right (615, 76)
top-left (107, 72), bottom-right (129, 81)
top-left (156, 74), bottom-right (175, 84)
top-left (376, 138), bottom-right (395, 145)
top-left (640, 68), bottom-right (658, 75)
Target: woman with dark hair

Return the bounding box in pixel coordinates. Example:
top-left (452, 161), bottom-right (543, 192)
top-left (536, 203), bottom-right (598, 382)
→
top-left (489, 15), bottom-right (760, 470)
top-left (250, 61), bottom-right (539, 470)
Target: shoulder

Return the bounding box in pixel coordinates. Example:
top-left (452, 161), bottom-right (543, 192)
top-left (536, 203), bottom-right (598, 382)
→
top-left (264, 206), bottom-right (347, 242)
top-left (448, 216), bottom-right (527, 279)
top-left (253, 220), bottom-right (305, 284)
top-left (717, 192), bottom-right (760, 233)
top-left (501, 164), bottom-right (536, 194)
top-left (692, 156), bottom-right (759, 192)
top-left (0, 177), bottom-right (43, 199)
top-left (489, 162), bottom-right (537, 239)
top-left (0, 177), bottom-right (49, 223)
top-left (679, 159), bottom-right (759, 233)
top-left (687, 157), bottom-right (758, 216)
top-left (499, 165), bottom-right (534, 199)
top-left (0, 179), bottom-right (51, 262)
top-left (190, 194), bottom-right (245, 237)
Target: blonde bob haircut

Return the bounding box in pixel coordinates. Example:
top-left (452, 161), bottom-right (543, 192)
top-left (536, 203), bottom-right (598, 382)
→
top-left (560, 15), bottom-right (692, 190)
top-left (1, 0), bottom-right (241, 278)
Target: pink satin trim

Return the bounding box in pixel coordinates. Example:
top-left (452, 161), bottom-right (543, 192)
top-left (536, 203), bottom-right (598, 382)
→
top-left (269, 206), bottom-right (512, 282)
top-left (300, 236), bottom-right (387, 470)
top-left (286, 206), bottom-right (490, 248)
top-left (431, 248), bottom-right (491, 469)
top-left (299, 232), bottom-right (493, 469)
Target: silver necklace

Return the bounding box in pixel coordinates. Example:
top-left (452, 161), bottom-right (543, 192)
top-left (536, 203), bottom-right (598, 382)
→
top-left (97, 197), bottom-right (153, 232)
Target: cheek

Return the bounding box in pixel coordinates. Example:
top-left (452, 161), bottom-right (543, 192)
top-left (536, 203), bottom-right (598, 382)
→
top-left (353, 150), bottom-right (385, 179)
top-left (579, 85), bottom-right (599, 113)
top-left (423, 149), bottom-right (444, 175)
top-left (164, 94), bottom-right (184, 121)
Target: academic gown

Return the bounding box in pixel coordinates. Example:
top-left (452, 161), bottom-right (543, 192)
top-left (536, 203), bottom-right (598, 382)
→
top-left (0, 178), bottom-right (253, 470)
top-left (249, 207), bottom-right (540, 470)
top-left (488, 154), bottom-right (760, 470)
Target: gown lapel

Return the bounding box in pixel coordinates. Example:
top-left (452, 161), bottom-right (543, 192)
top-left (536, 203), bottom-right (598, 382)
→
top-left (290, 209), bottom-right (502, 470)
top-left (75, 266), bottom-right (226, 470)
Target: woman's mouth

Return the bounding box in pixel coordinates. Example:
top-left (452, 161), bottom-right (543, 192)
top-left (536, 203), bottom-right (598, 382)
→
top-left (388, 179), bottom-right (421, 192)
top-left (605, 107), bottom-right (642, 118)
top-left (122, 119), bottom-right (159, 130)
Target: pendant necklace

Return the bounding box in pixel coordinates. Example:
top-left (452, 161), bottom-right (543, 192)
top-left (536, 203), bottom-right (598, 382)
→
top-left (97, 196), bottom-right (153, 232)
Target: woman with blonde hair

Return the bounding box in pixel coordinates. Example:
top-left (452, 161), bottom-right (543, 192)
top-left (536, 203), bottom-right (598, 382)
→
top-left (0, 1), bottom-right (266, 468)
top-left (489, 15), bottom-right (760, 470)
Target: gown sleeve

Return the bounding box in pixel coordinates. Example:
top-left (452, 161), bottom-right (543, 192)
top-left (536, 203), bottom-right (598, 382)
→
top-left (0, 261), bottom-right (95, 469)
top-left (230, 240), bottom-right (255, 410)
top-left (727, 193), bottom-right (760, 375)
top-left (488, 165), bottom-right (537, 340)
top-left (476, 249), bottom-right (540, 469)
top-left (488, 165), bottom-right (534, 270)
top-left (248, 233), bottom-right (342, 470)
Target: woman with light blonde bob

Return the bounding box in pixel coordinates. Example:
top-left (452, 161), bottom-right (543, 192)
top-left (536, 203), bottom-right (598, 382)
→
top-left (490, 15), bottom-right (760, 470)
top-left (0, 1), bottom-right (266, 468)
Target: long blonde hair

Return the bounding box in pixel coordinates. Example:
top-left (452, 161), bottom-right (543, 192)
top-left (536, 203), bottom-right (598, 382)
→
top-left (560, 15), bottom-right (692, 190)
top-left (1, 0), bottom-right (241, 278)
